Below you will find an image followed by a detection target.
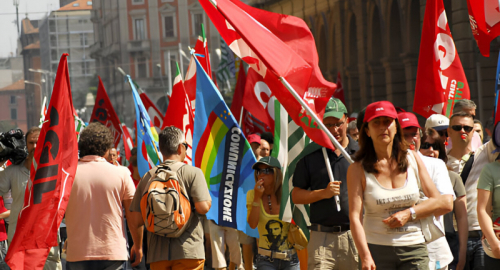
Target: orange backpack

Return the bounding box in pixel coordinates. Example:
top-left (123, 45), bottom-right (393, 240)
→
top-left (140, 162), bottom-right (192, 237)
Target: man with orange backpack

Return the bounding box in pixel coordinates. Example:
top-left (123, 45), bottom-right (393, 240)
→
top-left (129, 126), bottom-right (212, 270)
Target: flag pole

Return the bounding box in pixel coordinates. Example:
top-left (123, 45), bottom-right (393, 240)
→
top-left (279, 77), bottom-right (354, 164)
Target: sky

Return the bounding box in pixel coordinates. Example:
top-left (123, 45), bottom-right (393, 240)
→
top-left (0, 0), bottom-right (60, 58)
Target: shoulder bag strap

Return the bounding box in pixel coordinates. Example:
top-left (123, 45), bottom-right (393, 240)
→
top-left (460, 153), bottom-right (474, 186)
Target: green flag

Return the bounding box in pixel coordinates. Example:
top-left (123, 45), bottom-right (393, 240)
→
top-left (272, 100), bottom-right (321, 240)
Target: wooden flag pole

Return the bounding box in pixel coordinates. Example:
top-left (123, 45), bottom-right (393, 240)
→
top-left (279, 77), bottom-right (354, 165)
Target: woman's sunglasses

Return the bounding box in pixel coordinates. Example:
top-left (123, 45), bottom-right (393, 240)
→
top-left (255, 168), bottom-right (274, 175)
top-left (451, 125), bottom-right (473, 133)
top-left (420, 142), bottom-right (440, 150)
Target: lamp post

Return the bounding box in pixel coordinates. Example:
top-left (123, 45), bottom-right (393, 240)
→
top-left (28, 68), bottom-right (55, 100)
top-left (24, 80), bottom-right (42, 108)
top-left (13, 0), bottom-right (19, 35)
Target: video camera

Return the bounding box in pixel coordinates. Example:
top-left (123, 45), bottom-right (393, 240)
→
top-left (0, 129), bottom-right (27, 165)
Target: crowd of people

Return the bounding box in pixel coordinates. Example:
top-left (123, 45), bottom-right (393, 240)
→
top-left (1, 97), bottom-right (500, 270)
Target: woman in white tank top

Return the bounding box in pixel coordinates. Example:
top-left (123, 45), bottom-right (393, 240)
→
top-left (347, 101), bottom-right (451, 270)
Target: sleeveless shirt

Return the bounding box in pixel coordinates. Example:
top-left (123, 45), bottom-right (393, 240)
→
top-left (362, 153), bottom-right (425, 246)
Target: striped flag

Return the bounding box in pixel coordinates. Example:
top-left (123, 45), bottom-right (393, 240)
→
top-left (74, 115), bottom-right (86, 142)
top-left (38, 97), bottom-right (47, 128)
top-left (272, 100), bottom-right (321, 240)
top-left (216, 37), bottom-right (236, 83)
top-left (121, 123), bottom-right (134, 165)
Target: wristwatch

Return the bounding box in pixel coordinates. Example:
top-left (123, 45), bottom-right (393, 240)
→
top-left (409, 207), bottom-right (417, 221)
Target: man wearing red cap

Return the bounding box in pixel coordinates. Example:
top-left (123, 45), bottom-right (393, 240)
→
top-left (398, 112), bottom-right (455, 270)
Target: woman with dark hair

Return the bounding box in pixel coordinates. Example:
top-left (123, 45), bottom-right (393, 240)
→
top-left (347, 101), bottom-right (451, 270)
top-left (247, 156), bottom-right (298, 270)
top-left (420, 128), bottom-right (468, 270)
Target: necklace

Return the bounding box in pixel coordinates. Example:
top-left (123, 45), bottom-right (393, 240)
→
top-left (267, 195), bottom-right (272, 212)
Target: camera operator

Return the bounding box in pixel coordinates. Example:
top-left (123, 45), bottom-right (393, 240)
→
top-left (0, 127), bottom-right (62, 269)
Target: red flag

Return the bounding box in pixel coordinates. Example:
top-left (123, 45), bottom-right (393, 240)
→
top-left (413, 0), bottom-right (470, 118)
top-left (229, 64), bottom-right (247, 123)
top-left (89, 77), bottom-right (122, 147)
top-left (466, 0), bottom-right (500, 57)
top-left (161, 63), bottom-right (194, 164)
top-left (241, 111), bottom-right (271, 136)
top-left (242, 68), bottom-right (275, 130)
top-left (334, 72), bottom-right (345, 103)
top-left (6, 54), bottom-right (78, 269)
top-left (200, 0), bottom-right (335, 149)
top-left (121, 123), bottom-right (134, 164)
top-left (139, 93), bottom-right (164, 133)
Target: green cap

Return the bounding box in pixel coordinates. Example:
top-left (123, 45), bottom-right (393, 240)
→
top-left (324, 98), bottom-right (347, 120)
top-left (252, 156), bottom-right (282, 170)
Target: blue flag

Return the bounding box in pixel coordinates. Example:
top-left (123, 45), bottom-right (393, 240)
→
top-left (192, 58), bottom-right (258, 237)
top-left (128, 76), bottom-right (162, 177)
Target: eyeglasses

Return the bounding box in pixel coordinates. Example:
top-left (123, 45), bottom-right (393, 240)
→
top-left (325, 121), bottom-right (345, 129)
top-left (421, 142), bottom-right (440, 150)
top-left (255, 168), bottom-right (274, 175)
top-left (451, 125), bottom-right (473, 133)
top-left (182, 142), bottom-right (188, 149)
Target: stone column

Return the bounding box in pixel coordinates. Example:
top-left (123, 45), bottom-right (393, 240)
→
top-left (366, 60), bottom-right (386, 103)
top-left (401, 52), bottom-right (418, 111)
top-left (381, 57), bottom-right (407, 108)
top-left (344, 67), bottom-right (360, 111)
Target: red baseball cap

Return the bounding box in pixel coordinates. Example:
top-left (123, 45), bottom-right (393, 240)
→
top-left (247, 134), bottom-right (261, 144)
top-left (363, 101), bottom-right (398, 123)
top-left (398, 112), bottom-right (421, 129)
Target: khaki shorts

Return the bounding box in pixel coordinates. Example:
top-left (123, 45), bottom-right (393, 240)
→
top-left (238, 230), bottom-right (255, 245)
top-left (307, 230), bottom-right (359, 270)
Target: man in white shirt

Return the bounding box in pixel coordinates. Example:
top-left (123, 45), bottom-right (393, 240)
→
top-left (398, 112), bottom-right (455, 270)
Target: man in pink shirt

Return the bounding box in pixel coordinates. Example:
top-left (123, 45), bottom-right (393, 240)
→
top-left (65, 123), bottom-right (142, 270)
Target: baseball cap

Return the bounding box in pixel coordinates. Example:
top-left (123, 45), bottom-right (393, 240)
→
top-left (247, 134), bottom-right (261, 144)
top-left (252, 156), bottom-right (282, 170)
top-left (425, 114), bottom-right (449, 131)
top-left (398, 112), bottom-right (421, 129)
top-left (324, 98), bottom-right (348, 120)
top-left (363, 101), bottom-right (397, 123)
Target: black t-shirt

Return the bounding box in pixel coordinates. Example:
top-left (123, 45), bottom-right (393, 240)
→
top-left (292, 138), bottom-right (355, 226)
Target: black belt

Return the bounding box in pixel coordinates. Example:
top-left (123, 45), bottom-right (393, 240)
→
top-left (468, 230), bottom-right (482, 238)
top-left (310, 224), bottom-right (350, 233)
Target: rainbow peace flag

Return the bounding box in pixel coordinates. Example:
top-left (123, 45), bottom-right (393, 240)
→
top-left (192, 58), bottom-right (258, 237)
top-left (128, 75), bottom-right (162, 177)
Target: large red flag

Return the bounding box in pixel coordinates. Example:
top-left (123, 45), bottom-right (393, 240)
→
top-left (200, 0), bottom-right (335, 149)
top-left (466, 0), bottom-right (500, 57)
top-left (6, 54), bottom-right (79, 269)
top-left (161, 63), bottom-right (194, 164)
top-left (139, 93), bottom-right (164, 133)
top-left (229, 64), bottom-right (247, 123)
top-left (89, 77), bottom-right (122, 147)
top-left (242, 68), bottom-right (276, 130)
top-left (413, 0), bottom-right (470, 118)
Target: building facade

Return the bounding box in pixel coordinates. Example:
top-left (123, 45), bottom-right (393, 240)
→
top-left (39, 0), bottom-right (96, 110)
top-left (0, 80), bottom-right (27, 132)
top-left (256, 0), bottom-right (498, 124)
top-left (89, 0), bottom-right (221, 126)
top-left (20, 18), bottom-right (43, 129)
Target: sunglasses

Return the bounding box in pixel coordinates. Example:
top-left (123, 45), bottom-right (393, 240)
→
top-left (420, 142), bottom-right (440, 150)
top-left (451, 125), bottom-right (473, 133)
top-left (255, 168), bottom-right (274, 175)
top-left (182, 142), bottom-right (188, 149)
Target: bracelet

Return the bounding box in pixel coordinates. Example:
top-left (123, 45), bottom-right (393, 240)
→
top-left (252, 202), bottom-right (260, 207)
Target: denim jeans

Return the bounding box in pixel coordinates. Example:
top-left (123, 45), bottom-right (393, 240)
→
top-left (465, 234), bottom-right (485, 270)
top-left (255, 253), bottom-right (299, 270)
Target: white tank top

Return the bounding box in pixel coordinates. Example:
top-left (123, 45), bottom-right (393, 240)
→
top-left (362, 153), bottom-right (425, 246)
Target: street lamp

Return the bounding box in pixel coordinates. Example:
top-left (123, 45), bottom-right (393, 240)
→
top-left (24, 80), bottom-right (42, 108)
top-left (28, 68), bottom-right (55, 100)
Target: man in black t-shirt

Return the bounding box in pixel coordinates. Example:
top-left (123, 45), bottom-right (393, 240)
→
top-left (292, 98), bottom-right (359, 270)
